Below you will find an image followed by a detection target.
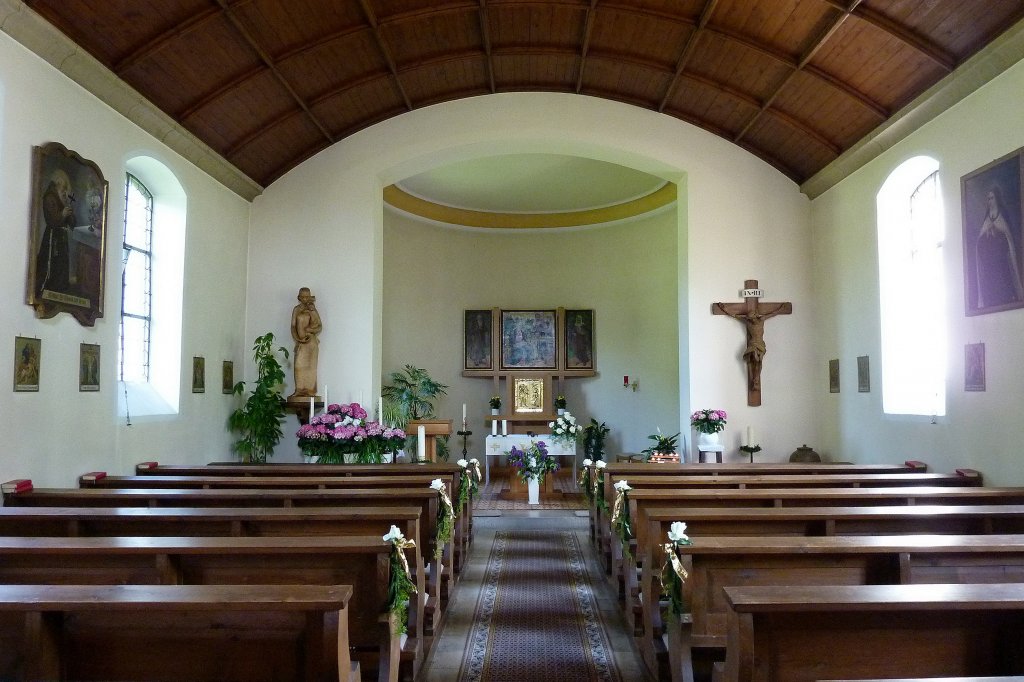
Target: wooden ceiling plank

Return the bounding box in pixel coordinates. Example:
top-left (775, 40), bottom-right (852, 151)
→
top-left (213, 0), bottom-right (334, 144)
top-left (309, 70), bottom-right (395, 108)
top-left (113, 7), bottom-right (223, 74)
top-left (765, 108), bottom-right (841, 156)
top-left (274, 24), bottom-right (370, 64)
top-left (804, 64), bottom-right (887, 119)
top-left (574, 0), bottom-right (600, 93)
top-left (225, 108), bottom-right (304, 158)
top-left (178, 64), bottom-right (268, 121)
top-left (820, 0), bottom-right (955, 71)
top-left (658, 0), bottom-right (720, 111)
top-left (356, 0), bottom-right (414, 110)
top-left (733, 0), bottom-right (862, 145)
top-left (478, 0), bottom-right (496, 92)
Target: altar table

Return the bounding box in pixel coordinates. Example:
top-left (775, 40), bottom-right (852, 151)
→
top-left (483, 434), bottom-right (576, 485)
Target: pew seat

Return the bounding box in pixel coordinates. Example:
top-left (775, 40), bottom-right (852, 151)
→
top-left (0, 583), bottom-right (356, 682)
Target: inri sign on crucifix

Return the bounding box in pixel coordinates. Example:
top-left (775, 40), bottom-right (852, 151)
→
top-left (712, 279), bottom-right (792, 406)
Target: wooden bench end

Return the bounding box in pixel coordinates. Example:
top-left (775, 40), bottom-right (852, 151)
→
top-left (1, 479), bottom-right (33, 494)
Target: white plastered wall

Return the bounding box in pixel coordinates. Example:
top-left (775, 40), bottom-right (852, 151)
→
top-left (812, 57), bottom-right (1024, 484)
top-left (0, 32), bottom-right (250, 487)
top-left (248, 92), bottom-right (815, 462)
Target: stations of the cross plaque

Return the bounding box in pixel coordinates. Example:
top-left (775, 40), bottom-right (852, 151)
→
top-left (712, 279), bottom-right (792, 406)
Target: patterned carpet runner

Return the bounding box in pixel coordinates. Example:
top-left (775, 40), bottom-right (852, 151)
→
top-left (459, 530), bottom-right (622, 681)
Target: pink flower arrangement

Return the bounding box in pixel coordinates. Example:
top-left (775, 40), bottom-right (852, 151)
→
top-left (296, 402), bottom-right (406, 463)
top-left (690, 408), bottom-right (727, 434)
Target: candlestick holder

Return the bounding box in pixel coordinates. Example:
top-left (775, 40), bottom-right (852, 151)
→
top-left (456, 429), bottom-right (472, 459)
top-left (739, 444), bottom-right (762, 464)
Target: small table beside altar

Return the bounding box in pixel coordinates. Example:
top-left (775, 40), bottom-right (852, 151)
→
top-left (483, 434), bottom-right (576, 485)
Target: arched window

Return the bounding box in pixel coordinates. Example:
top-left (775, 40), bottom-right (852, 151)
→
top-left (118, 157), bottom-right (186, 417)
top-left (876, 156), bottom-right (945, 417)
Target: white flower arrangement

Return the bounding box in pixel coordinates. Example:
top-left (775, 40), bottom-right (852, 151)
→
top-left (429, 478), bottom-right (445, 492)
top-left (548, 410), bottom-right (581, 446)
top-left (469, 458), bottom-right (479, 466)
top-left (595, 460), bottom-right (607, 469)
top-left (382, 524), bottom-right (405, 543)
top-left (667, 521), bottom-right (689, 544)
top-left (582, 458), bottom-right (593, 467)
top-left (613, 479), bottom-right (631, 492)
top-left (457, 458), bottom-right (469, 468)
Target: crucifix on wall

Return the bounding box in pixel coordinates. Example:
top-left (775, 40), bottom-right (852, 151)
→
top-left (712, 279), bottom-right (792, 406)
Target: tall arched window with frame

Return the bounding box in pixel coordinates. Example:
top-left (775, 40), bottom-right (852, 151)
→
top-left (877, 156), bottom-right (946, 417)
top-left (120, 173), bottom-right (153, 383)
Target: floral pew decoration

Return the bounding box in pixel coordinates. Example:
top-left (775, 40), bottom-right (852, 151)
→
top-left (296, 402), bottom-right (406, 463)
top-left (612, 479), bottom-right (633, 560)
top-left (660, 521), bottom-right (692, 618)
top-left (430, 478), bottom-right (456, 560)
top-left (579, 459), bottom-right (594, 502)
top-left (594, 460), bottom-right (609, 513)
top-left (456, 458), bottom-right (482, 509)
top-left (383, 524), bottom-right (418, 634)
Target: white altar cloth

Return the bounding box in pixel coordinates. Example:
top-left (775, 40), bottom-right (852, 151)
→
top-left (483, 434), bottom-right (576, 485)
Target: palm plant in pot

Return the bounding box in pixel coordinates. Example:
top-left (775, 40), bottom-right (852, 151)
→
top-left (381, 364), bottom-right (451, 460)
top-left (228, 332), bottom-right (289, 463)
top-left (582, 419), bottom-right (610, 462)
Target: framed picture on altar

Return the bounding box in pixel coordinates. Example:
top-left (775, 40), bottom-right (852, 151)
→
top-left (564, 309), bottom-right (594, 370)
top-left (464, 309), bottom-right (492, 370)
top-left (500, 310), bottom-right (556, 370)
top-left (962, 148), bottom-right (1024, 317)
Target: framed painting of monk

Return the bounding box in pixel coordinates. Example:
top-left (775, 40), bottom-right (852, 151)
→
top-left (564, 309), bottom-right (594, 370)
top-left (962, 149), bottom-right (1024, 316)
top-left (26, 142), bottom-right (108, 327)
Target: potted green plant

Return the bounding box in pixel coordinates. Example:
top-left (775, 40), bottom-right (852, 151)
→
top-left (228, 332), bottom-right (289, 463)
top-left (382, 365), bottom-right (451, 460)
top-left (583, 419), bottom-right (610, 461)
top-left (641, 431), bottom-right (680, 461)
top-left (489, 395), bottom-right (501, 415)
top-left (554, 395), bottom-right (567, 414)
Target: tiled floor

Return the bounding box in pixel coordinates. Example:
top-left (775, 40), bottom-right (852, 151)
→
top-left (419, 510), bottom-right (653, 681)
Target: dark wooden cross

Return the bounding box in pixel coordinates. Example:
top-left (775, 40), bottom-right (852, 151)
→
top-left (712, 279), bottom-right (792, 406)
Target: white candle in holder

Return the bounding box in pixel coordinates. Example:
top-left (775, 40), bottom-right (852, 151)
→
top-left (462, 403), bottom-right (467, 427)
top-left (747, 426), bottom-right (754, 447)
top-left (417, 425), bottom-right (426, 461)
top-left (501, 419), bottom-right (508, 436)
top-left (309, 396), bottom-right (314, 419)
top-left (322, 385), bottom-right (328, 413)
top-left (491, 420), bottom-right (497, 436)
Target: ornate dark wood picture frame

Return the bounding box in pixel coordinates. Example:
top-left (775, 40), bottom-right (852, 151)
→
top-left (26, 142), bottom-right (108, 327)
top-left (564, 309), bottom-right (594, 370)
top-left (464, 309), bottom-right (492, 371)
top-left (962, 148), bottom-right (1024, 317)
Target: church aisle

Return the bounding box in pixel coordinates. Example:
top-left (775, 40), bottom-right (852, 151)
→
top-left (420, 512), bottom-right (651, 681)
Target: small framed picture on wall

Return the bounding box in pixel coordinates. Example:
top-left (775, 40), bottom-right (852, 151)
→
top-left (828, 358), bottom-right (840, 393)
top-left (192, 356), bottom-right (205, 393)
top-left (857, 355), bottom-right (870, 392)
top-left (79, 343), bottom-right (100, 391)
top-left (965, 342), bottom-right (986, 391)
top-left (222, 360), bottom-right (234, 394)
top-left (14, 336), bottom-right (41, 392)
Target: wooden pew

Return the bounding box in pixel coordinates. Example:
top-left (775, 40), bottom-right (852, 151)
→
top-left (0, 535), bottom-right (413, 682)
top-left (596, 469), bottom-right (976, 574)
top-left (84, 471), bottom-right (474, 575)
top-left (634, 503), bottom-right (1024, 672)
top-left (133, 461), bottom-right (476, 572)
top-left (3, 484), bottom-right (453, 634)
top-left (0, 505), bottom-right (430, 643)
top-left (0, 583), bottom-right (357, 682)
top-left (652, 534), bottom-right (1024, 681)
top-left (719, 583), bottom-right (1024, 682)
top-left (586, 460), bottom-right (928, 547)
top-left (609, 484), bottom-right (1024, 589)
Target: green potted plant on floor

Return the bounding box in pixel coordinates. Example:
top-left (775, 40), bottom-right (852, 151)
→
top-left (228, 332), bottom-right (289, 463)
top-left (583, 419), bottom-right (610, 462)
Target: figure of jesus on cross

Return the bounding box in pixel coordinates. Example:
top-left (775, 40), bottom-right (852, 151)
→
top-left (712, 279), bottom-right (792, 406)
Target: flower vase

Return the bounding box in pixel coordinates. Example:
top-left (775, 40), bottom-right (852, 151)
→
top-left (302, 454), bottom-right (320, 464)
top-left (527, 476), bottom-right (540, 504)
top-left (697, 431), bottom-right (723, 451)
top-left (491, 408), bottom-right (499, 416)
top-left (342, 451), bottom-right (357, 464)
top-left (557, 408), bottom-right (565, 416)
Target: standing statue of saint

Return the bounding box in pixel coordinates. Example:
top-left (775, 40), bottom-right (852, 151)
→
top-left (288, 287), bottom-right (322, 399)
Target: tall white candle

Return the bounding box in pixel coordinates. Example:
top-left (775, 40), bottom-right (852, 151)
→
top-left (462, 403), bottom-right (467, 426)
top-left (746, 426), bottom-right (754, 447)
top-left (309, 396), bottom-right (314, 419)
top-left (491, 420), bottom-right (497, 436)
top-left (501, 419), bottom-right (508, 436)
top-left (322, 385), bottom-right (328, 413)
top-left (417, 425), bottom-right (426, 461)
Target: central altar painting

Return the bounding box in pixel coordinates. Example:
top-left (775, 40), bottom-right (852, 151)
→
top-left (500, 310), bottom-right (557, 369)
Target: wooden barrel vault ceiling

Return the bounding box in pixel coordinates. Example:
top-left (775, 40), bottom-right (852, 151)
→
top-left (24, 0), bottom-right (1024, 192)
